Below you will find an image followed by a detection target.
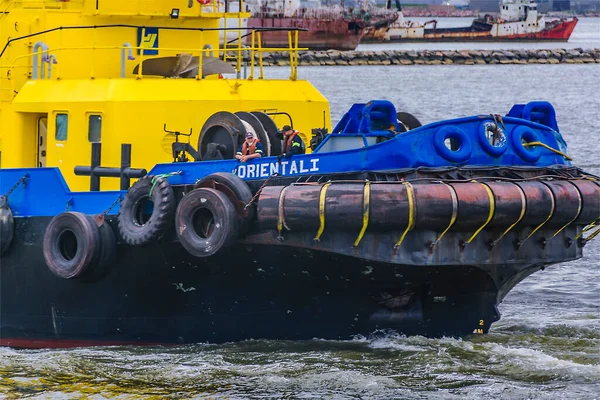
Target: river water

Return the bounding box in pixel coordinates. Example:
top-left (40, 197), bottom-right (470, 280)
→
top-left (1, 22), bottom-right (599, 400)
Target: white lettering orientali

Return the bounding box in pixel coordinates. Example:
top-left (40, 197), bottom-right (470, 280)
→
top-left (236, 158), bottom-right (320, 179)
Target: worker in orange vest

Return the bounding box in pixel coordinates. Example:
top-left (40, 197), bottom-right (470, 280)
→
top-left (279, 125), bottom-right (305, 157)
top-left (236, 132), bottom-right (264, 162)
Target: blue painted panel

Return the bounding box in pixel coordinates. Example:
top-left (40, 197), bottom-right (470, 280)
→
top-left (150, 114), bottom-right (570, 185)
top-left (1, 101), bottom-right (572, 218)
top-left (137, 27), bottom-right (159, 55)
top-left (0, 168), bottom-right (124, 217)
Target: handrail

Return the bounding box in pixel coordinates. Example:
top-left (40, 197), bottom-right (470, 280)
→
top-left (4, 41), bottom-right (307, 85)
top-left (0, 24), bottom-right (308, 60)
top-left (0, 23), bottom-right (307, 102)
top-left (121, 43), bottom-right (135, 78)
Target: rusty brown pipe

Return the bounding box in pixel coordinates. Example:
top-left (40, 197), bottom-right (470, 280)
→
top-left (258, 180), bottom-right (600, 233)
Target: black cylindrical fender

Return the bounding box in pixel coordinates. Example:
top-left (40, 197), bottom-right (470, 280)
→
top-left (0, 195), bottom-right (14, 256)
top-left (195, 172), bottom-right (254, 222)
top-left (176, 188), bottom-right (238, 257)
top-left (118, 175), bottom-right (176, 246)
top-left (81, 219), bottom-right (118, 282)
top-left (43, 212), bottom-right (101, 279)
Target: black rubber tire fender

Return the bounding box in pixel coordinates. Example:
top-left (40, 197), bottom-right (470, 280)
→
top-left (396, 112), bottom-right (422, 133)
top-left (118, 175), bottom-right (176, 246)
top-left (43, 212), bottom-right (101, 279)
top-left (194, 172), bottom-right (254, 222)
top-left (81, 220), bottom-right (117, 282)
top-left (0, 195), bottom-right (14, 256)
top-left (176, 188), bottom-right (238, 258)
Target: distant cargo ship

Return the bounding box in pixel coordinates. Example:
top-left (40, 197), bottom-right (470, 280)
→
top-left (364, 0), bottom-right (578, 42)
top-left (245, 0), bottom-right (365, 51)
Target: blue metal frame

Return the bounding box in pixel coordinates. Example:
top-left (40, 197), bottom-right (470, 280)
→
top-left (0, 101), bottom-right (571, 218)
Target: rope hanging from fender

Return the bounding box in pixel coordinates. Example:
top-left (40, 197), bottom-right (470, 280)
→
top-left (523, 141), bottom-right (573, 161)
top-left (585, 226), bottom-right (600, 242)
top-left (430, 182), bottom-right (458, 250)
top-left (519, 183), bottom-right (555, 247)
top-left (575, 217), bottom-right (600, 240)
top-left (313, 182), bottom-right (331, 242)
top-left (550, 184), bottom-right (582, 239)
top-left (463, 182), bottom-right (495, 247)
top-left (489, 114), bottom-right (506, 146)
top-left (394, 182), bottom-right (415, 250)
top-left (353, 181), bottom-right (371, 247)
top-left (4, 174), bottom-right (29, 198)
top-left (149, 171), bottom-right (182, 196)
top-left (101, 195), bottom-right (123, 218)
top-left (490, 182), bottom-right (526, 247)
top-left (277, 186), bottom-right (291, 240)
top-left (245, 173), bottom-right (278, 211)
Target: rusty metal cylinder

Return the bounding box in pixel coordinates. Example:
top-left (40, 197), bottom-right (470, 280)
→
top-left (544, 180), bottom-right (583, 227)
top-left (450, 183), bottom-right (494, 230)
top-left (486, 182), bottom-right (527, 229)
top-left (571, 180), bottom-right (600, 225)
top-left (514, 181), bottom-right (555, 228)
top-left (257, 179), bottom-right (600, 233)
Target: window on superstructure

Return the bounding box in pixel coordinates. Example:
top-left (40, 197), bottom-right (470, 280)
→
top-left (55, 113), bottom-right (68, 141)
top-left (88, 115), bottom-right (102, 142)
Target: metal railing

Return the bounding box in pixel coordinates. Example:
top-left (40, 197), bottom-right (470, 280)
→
top-left (86, 0), bottom-right (247, 18)
top-left (2, 0), bottom-right (83, 10)
top-left (0, 24), bottom-right (306, 102)
top-left (1, 0), bottom-right (248, 17)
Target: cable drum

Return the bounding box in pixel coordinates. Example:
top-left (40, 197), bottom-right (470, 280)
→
top-left (236, 111), bottom-right (272, 156)
top-left (198, 111), bottom-right (247, 160)
top-left (251, 111), bottom-right (282, 156)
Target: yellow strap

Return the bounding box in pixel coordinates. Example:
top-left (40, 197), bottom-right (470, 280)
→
top-left (394, 182), bottom-right (415, 249)
top-left (465, 183), bottom-right (495, 244)
top-left (575, 217), bottom-right (600, 240)
top-left (586, 226), bottom-right (600, 241)
top-left (431, 182), bottom-right (458, 248)
top-left (522, 183), bottom-right (555, 243)
top-left (314, 182), bottom-right (331, 242)
top-left (353, 181), bottom-right (371, 247)
top-left (277, 186), bottom-right (290, 238)
top-left (523, 141), bottom-right (573, 161)
top-left (550, 183), bottom-right (582, 238)
top-left (491, 183), bottom-right (527, 246)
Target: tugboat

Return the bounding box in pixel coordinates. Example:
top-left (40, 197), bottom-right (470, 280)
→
top-left (1, 1), bottom-right (599, 348)
top-left (368, 0), bottom-right (578, 42)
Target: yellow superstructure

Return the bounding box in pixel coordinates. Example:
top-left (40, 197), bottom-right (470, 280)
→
top-left (0, 0), bottom-right (331, 190)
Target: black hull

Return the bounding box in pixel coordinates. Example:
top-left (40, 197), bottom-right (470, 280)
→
top-left (1, 216), bottom-right (580, 348)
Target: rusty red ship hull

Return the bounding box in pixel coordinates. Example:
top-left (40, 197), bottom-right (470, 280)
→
top-left (378, 17), bottom-right (578, 42)
top-left (498, 18), bottom-right (578, 41)
top-left (247, 17), bottom-right (363, 51)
